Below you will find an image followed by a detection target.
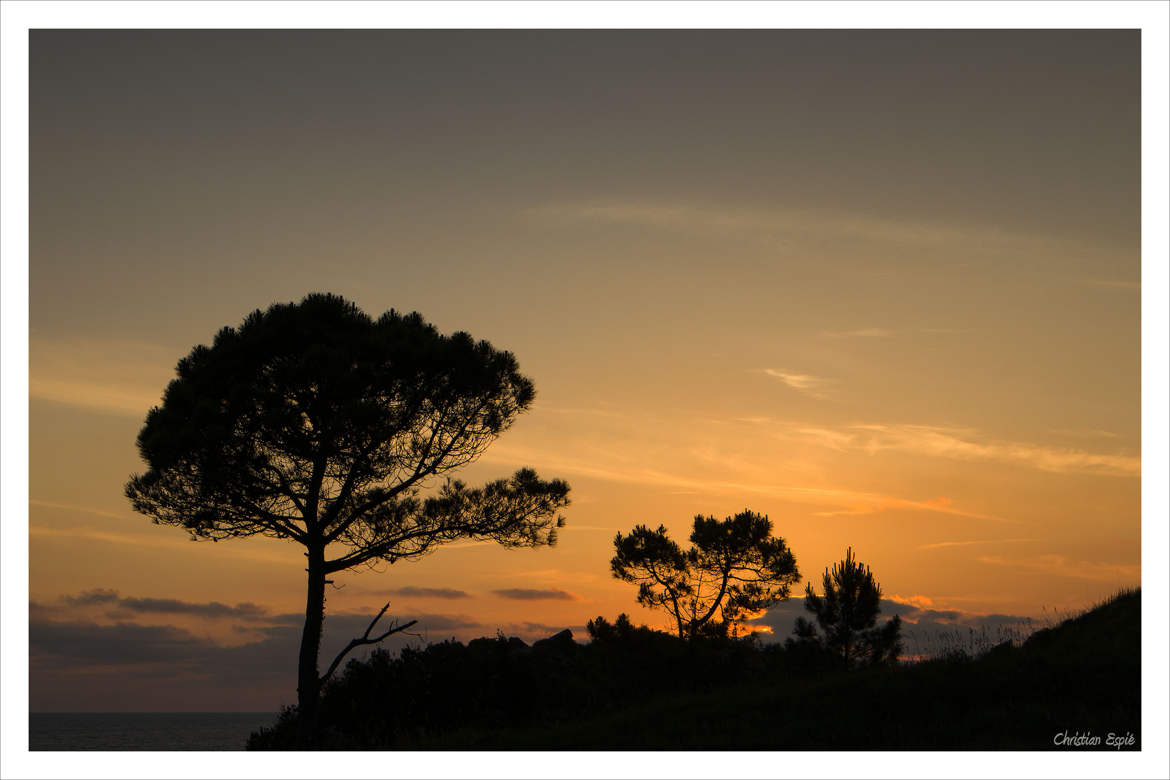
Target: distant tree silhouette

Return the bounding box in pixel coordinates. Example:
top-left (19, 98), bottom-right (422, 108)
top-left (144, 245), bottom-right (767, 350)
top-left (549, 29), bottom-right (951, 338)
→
top-left (125, 293), bottom-right (570, 742)
top-left (790, 547), bottom-right (902, 666)
top-left (586, 613), bottom-right (638, 642)
top-left (610, 510), bottom-right (799, 638)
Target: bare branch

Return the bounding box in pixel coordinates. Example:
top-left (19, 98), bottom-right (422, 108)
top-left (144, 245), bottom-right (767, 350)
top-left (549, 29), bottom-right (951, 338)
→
top-left (318, 602), bottom-right (418, 685)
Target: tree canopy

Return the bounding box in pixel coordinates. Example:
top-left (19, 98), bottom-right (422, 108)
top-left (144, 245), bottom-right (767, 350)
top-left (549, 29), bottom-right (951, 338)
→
top-left (125, 293), bottom-right (570, 739)
top-left (127, 294), bottom-right (570, 568)
top-left (610, 510), bottom-right (799, 638)
top-left (790, 547), bottom-right (902, 666)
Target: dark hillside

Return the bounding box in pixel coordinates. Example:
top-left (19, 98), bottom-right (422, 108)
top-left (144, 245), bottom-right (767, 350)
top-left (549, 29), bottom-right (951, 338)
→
top-left (248, 590), bottom-right (1140, 750)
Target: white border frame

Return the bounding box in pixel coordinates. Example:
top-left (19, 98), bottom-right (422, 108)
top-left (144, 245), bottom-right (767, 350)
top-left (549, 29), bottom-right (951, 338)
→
top-left (3, 2), bottom-right (1167, 778)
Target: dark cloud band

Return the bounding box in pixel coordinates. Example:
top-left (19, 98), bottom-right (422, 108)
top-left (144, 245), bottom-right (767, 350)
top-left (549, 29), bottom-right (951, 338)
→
top-left (492, 588), bottom-right (576, 601)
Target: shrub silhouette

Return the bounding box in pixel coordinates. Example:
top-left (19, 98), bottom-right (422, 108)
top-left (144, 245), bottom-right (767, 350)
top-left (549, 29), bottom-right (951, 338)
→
top-left (585, 613), bottom-right (637, 642)
top-left (125, 293), bottom-right (570, 742)
top-left (610, 510), bottom-right (799, 637)
top-left (789, 547), bottom-right (902, 666)
top-left (248, 620), bottom-right (780, 749)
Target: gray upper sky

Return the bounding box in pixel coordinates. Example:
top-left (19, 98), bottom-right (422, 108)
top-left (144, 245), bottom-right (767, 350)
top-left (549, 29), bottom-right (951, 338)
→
top-left (32, 30), bottom-right (1138, 342)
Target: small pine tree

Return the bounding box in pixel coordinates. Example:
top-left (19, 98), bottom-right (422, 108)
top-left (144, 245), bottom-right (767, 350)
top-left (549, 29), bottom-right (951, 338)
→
top-left (792, 547), bottom-right (902, 667)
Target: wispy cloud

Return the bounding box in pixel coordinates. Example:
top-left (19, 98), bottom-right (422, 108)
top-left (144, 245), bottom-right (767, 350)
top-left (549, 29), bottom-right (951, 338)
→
top-left (818, 327), bottom-right (976, 339)
top-left (61, 589), bottom-right (121, 606)
top-left (530, 202), bottom-right (1019, 249)
top-left (481, 442), bottom-right (1012, 524)
top-left (727, 418), bottom-right (1137, 478)
top-left (762, 368), bottom-right (832, 399)
top-left (492, 588), bottom-right (578, 601)
top-left (29, 377), bottom-right (161, 418)
top-left (54, 588), bottom-right (276, 622)
top-left (30, 337), bottom-right (177, 418)
top-left (530, 404), bottom-right (628, 419)
top-left (1077, 277), bottom-right (1140, 291)
top-left (384, 586), bottom-right (472, 600)
top-left (29, 499), bottom-right (126, 521)
top-left (819, 328), bottom-right (893, 339)
top-left (1050, 428), bottom-right (1120, 439)
top-left (29, 524), bottom-right (292, 566)
top-left (917, 538), bottom-right (1038, 551)
top-left (735, 422), bottom-right (1138, 478)
top-left (115, 596), bottom-right (270, 621)
top-left (763, 369), bottom-right (822, 390)
top-left (847, 424), bottom-right (1140, 477)
top-left (528, 201), bottom-right (1122, 265)
top-left (806, 493), bottom-right (1008, 523)
top-left (407, 613), bottom-right (481, 631)
top-left (484, 405), bottom-right (1135, 536)
top-left (793, 426), bottom-right (855, 451)
top-left (977, 554), bottom-right (1140, 584)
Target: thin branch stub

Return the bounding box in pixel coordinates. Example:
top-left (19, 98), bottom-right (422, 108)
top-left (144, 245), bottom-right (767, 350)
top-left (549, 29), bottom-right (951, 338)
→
top-left (318, 602), bottom-right (418, 684)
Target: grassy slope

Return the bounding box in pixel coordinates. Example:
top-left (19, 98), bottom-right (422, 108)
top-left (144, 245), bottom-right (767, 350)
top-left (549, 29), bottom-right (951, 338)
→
top-left (402, 590), bottom-right (1141, 750)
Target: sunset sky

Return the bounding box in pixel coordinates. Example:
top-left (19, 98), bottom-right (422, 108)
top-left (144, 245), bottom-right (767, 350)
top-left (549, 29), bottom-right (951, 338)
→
top-left (22, 28), bottom-right (1149, 713)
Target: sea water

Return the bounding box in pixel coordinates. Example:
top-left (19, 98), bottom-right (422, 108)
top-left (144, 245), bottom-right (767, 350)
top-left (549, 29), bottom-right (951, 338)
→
top-left (29, 712), bottom-right (277, 751)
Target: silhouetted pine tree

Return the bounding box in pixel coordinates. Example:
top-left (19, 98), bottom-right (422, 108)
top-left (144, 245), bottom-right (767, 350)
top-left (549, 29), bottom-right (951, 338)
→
top-left (125, 293), bottom-right (570, 742)
top-left (790, 547), bottom-right (902, 666)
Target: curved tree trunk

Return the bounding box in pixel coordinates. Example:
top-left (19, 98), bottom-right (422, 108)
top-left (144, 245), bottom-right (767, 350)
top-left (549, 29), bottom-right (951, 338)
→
top-left (296, 545), bottom-right (326, 745)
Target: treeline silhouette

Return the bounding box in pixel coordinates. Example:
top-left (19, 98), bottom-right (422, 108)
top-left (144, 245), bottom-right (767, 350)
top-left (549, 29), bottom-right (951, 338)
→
top-left (247, 614), bottom-right (830, 750)
top-left (247, 589), bottom-right (1139, 750)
